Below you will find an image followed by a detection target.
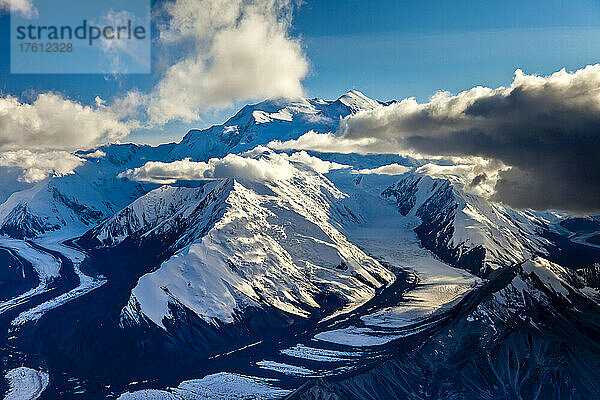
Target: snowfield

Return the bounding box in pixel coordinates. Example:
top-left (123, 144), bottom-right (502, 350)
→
top-left (256, 360), bottom-right (316, 376)
top-left (117, 372), bottom-right (290, 400)
top-left (0, 91), bottom-right (598, 399)
top-left (4, 367), bottom-right (49, 400)
top-left (280, 344), bottom-right (358, 362)
top-left (121, 151), bottom-right (395, 329)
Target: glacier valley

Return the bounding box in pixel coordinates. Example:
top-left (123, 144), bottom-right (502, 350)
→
top-left (0, 91), bottom-right (599, 399)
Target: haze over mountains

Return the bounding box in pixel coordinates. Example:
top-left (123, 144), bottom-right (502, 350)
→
top-left (0, 91), bottom-right (599, 399)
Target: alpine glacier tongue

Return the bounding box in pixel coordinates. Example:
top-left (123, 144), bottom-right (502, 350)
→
top-left (382, 166), bottom-right (554, 275)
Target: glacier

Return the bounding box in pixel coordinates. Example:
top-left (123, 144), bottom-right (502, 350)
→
top-left (0, 91), bottom-right (598, 399)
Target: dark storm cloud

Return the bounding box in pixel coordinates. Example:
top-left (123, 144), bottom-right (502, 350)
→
top-left (469, 173), bottom-right (488, 188)
top-left (335, 65), bottom-right (600, 214)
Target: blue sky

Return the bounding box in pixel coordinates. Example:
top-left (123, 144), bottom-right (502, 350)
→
top-left (9, 0), bottom-right (150, 73)
top-left (295, 0), bottom-right (600, 100)
top-left (1, 0), bottom-right (599, 144)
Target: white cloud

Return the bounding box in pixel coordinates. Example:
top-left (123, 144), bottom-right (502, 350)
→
top-left (270, 65), bottom-right (600, 212)
top-left (107, 90), bottom-right (147, 120)
top-left (94, 10), bottom-right (150, 73)
top-left (356, 163), bottom-right (412, 176)
top-left (0, 93), bottom-right (135, 182)
top-left (147, 0), bottom-right (308, 124)
top-left (119, 152), bottom-right (296, 184)
top-left (0, 150), bottom-right (85, 183)
top-left (119, 147), bottom-right (350, 184)
top-left (269, 130), bottom-right (380, 154)
top-left (0, 93), bottom-right (133, 151)
top-left (0, 0), bottom-right (37, 18)
top-left (414, 158), bottom-right (507, 198)
top-left (287, 151), bottom-right (349, 174)
top-left (79, 149), bottom-right (106, 159)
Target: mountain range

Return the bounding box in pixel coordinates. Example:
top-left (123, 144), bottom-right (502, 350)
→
top-left (0, 91), bottom-right (599, 400)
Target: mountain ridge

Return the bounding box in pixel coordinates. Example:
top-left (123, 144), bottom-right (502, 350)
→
top-left (0, 91), bottom-right (599, 399)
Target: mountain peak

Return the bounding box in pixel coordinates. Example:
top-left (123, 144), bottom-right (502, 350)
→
top-left (336, 90), bottom-right (381, 112)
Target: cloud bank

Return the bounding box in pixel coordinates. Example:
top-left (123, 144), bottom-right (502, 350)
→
top-left (0, 93), bottom-right (133, 182)
top-left (275, 65), bottom-right (600, 214)
top-left (0, 93), bottom-right (132, 151)
top-left (119, 153), bottom-right (295, 184)
top-left (356, 163), bottom-right (412, 176)
top-left (0, 0), bottom-right (37, 18)
top-left (0, 150), bottom-right (85, 183)
top-left (414, 159), bottom-right (507, 198)
top-left (147, 0), bottom-right (308, 124)
top-left (287, 151), bottom-right (349, 174)
top-left (119, 149), bottom-right (347, 184)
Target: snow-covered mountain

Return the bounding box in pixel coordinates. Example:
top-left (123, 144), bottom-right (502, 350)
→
top-left (0, 91), bottom-right (385, 240)
top-left (1, 91), bottom-right (600, 399)
top-left (0, 144), bottom-right (168, 239)
top-left (86, 150), bottom-right (394, 331)
top-left (80, 180), bottom-right (232, 251)
top-left (288, 256), bottom-right (600, 400)
top-left (168, 90), bottom-right (390, 161)
top-left (0, 173), bottom-right (114, 239)
top-left (382, 166), bottom-right (561, 275)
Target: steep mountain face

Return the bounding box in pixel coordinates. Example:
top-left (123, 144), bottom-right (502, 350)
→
top-left (288, 257), bottom-right (600, 400)
top-left (80, 180), bottom-right (232, 252)
top-left (1, 91), bottom-right (600, 399)
top-left (84, 151), bottom-right (395, 334)
top-left (0, 174), bottom-right (114, 239)
top-left (382, 168), bottom-right (558, 276)
top-left (169, 90), bottom-right (389, 161)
